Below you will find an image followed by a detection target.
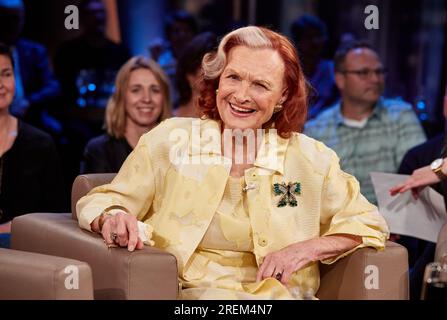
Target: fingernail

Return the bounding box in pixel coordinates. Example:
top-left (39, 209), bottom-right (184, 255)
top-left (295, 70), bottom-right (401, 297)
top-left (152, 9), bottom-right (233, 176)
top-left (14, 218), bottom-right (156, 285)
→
top-left (128, 245), bottom-right (134, 252)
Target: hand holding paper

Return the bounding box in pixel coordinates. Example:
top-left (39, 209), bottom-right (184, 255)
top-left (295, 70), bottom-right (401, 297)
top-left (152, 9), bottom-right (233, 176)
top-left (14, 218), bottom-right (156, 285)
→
top-left (389, 165), bottom-right (441, 199)
top-left (371, 172), bottom-right (447, 243)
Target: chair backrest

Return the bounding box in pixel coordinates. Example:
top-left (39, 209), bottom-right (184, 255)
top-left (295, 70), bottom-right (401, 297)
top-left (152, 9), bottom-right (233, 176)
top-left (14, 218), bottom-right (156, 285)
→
top-left (71, 174), bottom-right (117, 220)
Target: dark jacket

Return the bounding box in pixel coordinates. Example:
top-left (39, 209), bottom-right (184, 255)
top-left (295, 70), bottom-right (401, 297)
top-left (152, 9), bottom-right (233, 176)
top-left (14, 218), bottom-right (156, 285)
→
top-left (82, 134), bottom-right (133, 174)
top-left (0, 120), bottom-right (66, 224)
top-left (15, 38), bottom-right (61, 107)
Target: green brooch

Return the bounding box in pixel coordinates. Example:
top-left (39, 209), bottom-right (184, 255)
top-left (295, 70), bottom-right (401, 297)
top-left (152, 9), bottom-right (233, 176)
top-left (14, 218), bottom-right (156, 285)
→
top-left (273, 182), bottom-right (301, 207)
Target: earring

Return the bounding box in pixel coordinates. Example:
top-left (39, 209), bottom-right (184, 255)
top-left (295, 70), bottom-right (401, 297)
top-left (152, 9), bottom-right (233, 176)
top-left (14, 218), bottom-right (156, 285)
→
top-left (273, 104), bottom-right (283, 113)
top-left (215, 89), bottom-right (219, 95)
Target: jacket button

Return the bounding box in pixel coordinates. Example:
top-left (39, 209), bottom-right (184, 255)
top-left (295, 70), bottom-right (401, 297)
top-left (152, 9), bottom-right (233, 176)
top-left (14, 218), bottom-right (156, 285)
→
top-left (258, 237), bottom-right (268, 247)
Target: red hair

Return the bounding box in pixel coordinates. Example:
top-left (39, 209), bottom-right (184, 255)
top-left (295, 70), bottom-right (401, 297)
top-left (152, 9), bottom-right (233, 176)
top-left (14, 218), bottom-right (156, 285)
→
top-left (198, 26), bottom-right (308, 138)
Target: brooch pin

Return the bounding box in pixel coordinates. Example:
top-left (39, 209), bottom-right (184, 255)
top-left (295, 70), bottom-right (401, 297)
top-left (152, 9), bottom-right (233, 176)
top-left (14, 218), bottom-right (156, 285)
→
top-left (273, 182), bottom-right (301, 207)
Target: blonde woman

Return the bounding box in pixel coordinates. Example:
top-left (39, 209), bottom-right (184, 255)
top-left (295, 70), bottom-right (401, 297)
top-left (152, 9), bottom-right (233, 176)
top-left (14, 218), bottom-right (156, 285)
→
top-left (82, 56), bottom-right (171, 173)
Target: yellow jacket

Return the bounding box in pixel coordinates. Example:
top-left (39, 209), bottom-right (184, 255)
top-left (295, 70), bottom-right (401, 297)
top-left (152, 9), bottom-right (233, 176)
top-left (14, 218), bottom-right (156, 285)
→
top-left (77, 118), bottom-right (389, 287)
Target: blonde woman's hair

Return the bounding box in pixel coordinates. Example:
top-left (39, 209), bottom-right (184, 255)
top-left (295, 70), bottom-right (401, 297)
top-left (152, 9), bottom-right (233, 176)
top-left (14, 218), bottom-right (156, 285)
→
top-left (105, 56), bottom-right (171, 138)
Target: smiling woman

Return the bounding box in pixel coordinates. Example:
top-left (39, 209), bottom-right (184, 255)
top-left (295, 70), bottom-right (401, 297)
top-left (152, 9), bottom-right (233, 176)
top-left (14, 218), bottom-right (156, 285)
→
top-left (77, 26), bottom-right (389, 300)
top-left (82, 56), bottom-right (172, 174)
top-left (0, 43), bottom-right (65, 246)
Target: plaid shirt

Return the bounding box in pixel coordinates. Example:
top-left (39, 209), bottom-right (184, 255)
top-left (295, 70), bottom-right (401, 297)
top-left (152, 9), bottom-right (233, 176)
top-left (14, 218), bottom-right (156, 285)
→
top-left (304, 98), bottom-right (426, 204)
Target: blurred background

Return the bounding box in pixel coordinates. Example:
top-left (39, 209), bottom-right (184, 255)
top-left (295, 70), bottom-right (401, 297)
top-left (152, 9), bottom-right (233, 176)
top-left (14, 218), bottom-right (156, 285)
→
top-left (1, 0), bottom-right (445, 205)
top-left (20, 0), bottom-right (447, 137)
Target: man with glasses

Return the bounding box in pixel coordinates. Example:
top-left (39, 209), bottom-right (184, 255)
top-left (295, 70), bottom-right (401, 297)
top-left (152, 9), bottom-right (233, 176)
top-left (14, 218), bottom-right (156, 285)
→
top-left (305, 40), bottom-right (426, 204)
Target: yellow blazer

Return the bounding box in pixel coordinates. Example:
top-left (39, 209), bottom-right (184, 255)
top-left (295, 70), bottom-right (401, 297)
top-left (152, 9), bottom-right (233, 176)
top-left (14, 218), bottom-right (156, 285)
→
top-left (77, 118), bottom-right (389, 287)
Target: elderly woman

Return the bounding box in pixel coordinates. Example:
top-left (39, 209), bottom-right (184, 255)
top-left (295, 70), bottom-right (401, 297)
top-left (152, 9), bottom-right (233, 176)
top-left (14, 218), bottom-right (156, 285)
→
top-left (77, 26), bottom-right (389, 299)
top-left (82, 56), bottom-right (171, 173)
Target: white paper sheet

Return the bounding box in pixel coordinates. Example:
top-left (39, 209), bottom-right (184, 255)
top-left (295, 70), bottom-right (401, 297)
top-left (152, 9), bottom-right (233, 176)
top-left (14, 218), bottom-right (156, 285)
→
top-left (370, 172), bottom-right (447, 243)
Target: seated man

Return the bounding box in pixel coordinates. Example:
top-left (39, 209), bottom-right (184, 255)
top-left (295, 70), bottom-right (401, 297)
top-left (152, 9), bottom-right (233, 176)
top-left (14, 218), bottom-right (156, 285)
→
top-left (305, 40), bottom-right (426, 204)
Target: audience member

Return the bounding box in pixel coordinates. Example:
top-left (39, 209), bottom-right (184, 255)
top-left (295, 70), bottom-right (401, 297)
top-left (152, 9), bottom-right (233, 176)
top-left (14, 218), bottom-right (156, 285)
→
top-left (0, 43), bottom-right (65, 248)
top-left (149, 10), bottom-right (198, 106)
top-left (389, 86), bottom-right (447, 299)
top-left (53, 0), bottom-right (130, 195)
top-left (54, 0), bottom-right (130, 109)
top-left (305, 40), bottom-right (426, 204)
top-left (290, 15), bottom-right (339, 119)
top-left (82, 57), bottom-right (171, 174)
top-left (175, 32), bottom-right (217, 117)
top-left (0, 0), bottom-right (61, 131)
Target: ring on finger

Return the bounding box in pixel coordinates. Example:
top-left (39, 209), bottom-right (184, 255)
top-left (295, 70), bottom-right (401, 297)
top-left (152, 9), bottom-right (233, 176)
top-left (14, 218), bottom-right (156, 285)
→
top-left (275, 271), bottom-right (283, 281)
top-left (111, 232), bottom-right (118, 242)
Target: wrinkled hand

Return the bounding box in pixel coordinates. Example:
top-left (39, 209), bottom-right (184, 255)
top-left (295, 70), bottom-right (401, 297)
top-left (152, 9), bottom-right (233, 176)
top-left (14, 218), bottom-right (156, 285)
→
top-left (97, 211), bottom-right (144, 251)
top-left (256, 239), bottom-right (318, 285)
top-left (389, 165), bottom-right (440, 200)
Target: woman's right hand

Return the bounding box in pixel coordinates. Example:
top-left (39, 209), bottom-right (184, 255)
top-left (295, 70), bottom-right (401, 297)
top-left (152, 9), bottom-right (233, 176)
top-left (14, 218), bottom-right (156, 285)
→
top-left (389, 165), bottom-right (441, 199)
top-left (91, 211), bottom-right (144, 251)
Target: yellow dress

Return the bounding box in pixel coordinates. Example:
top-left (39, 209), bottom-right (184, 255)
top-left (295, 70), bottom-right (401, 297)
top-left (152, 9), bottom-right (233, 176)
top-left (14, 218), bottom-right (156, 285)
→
top-left (180, 176), bottom-right (299, 300)
top-left (77, 118), bottom-right (389, 299)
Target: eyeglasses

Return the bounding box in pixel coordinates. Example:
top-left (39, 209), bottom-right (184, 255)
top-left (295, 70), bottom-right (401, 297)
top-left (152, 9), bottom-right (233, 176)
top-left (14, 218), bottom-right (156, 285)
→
top-left (341, 68), bottom-right (387, 79)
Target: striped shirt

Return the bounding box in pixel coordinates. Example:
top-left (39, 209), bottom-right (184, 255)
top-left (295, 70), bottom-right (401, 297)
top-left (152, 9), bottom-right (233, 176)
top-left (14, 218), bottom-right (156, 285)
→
top-left (304, 98), bottom-right (426, 204)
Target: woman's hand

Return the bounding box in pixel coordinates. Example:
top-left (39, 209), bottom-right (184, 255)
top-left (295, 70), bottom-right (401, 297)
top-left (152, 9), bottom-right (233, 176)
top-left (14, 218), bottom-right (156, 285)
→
top-left (91, 211), bottom-right (144, 251)
top-left (389, 165), bottom-right (440, 200)
top-left (256, 234), bottom-right (361, 285)
top-left (256, 239), bottom-right (319, 285)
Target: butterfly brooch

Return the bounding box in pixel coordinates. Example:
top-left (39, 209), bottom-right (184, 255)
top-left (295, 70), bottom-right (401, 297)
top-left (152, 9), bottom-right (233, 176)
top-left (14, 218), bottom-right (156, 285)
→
top-left (273, 182), bottom-right (301, 207)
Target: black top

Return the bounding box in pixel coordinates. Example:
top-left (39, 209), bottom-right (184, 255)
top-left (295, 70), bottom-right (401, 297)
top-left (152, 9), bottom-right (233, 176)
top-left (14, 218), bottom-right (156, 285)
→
top-left (398, 133), bottom-right (444, 174)
top-left (0, 120), bottom-right (66, 224)
top-left (82, 134), bottom-right (133, 174)
top-left (398, 133), bottom-right (444, 194)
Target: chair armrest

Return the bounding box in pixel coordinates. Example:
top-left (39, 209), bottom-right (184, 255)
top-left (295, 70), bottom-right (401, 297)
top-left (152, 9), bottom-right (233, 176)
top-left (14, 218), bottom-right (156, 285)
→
top-left (317, 241), bottom-right (409, 300)
top-left (11, 213), bottom-right (178, 300)
top-left (71, 174), bottom-right (117, 220)
top-left (435, 222), bottom-right (447, 262)
top-left (0, 248), bottom-right (93, 300)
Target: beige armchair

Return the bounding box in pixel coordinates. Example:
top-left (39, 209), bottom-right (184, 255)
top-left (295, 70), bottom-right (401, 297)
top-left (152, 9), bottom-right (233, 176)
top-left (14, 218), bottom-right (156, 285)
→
top-left (10, 174), bottom-right (409, 300)
top-left (0, 248), bottom-right (93, 299)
